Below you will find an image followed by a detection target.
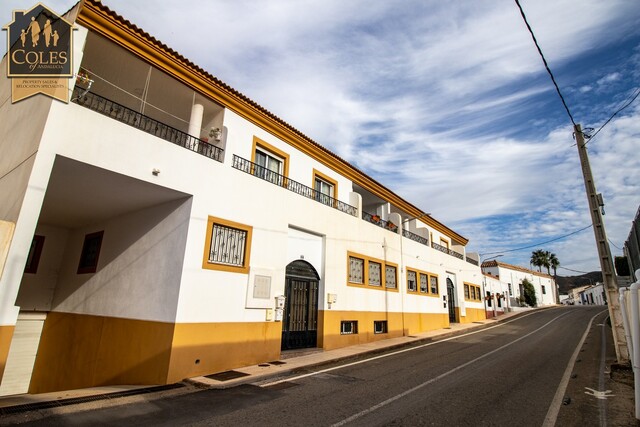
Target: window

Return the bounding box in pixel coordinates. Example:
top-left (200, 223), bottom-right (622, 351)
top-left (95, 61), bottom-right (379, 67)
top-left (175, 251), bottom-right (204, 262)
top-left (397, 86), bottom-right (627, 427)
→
top-left (77, 231), bottom-right (104, 274)
top-left (346, 252), bottom-right (398, 291)
top-left (369, 261), bottom-right (382, 287)
top-left (24, 235), bottom-right (45, 274)
top-left (374, 320), bottom-right (388, 334)
top-left (407, 270), bottom-right (417, 292)
top-left (385, 265), bottom-right (397, 289)
top-left (486, 291), bottom-right (492, 307)
top-left (251, 137), bottom-right (289, 186)
top-left (430, 275), bottom-right (439, 295)
top-left (419, 273), bottom-right (429, 293)
top-left (341, 320), bottom-right (358, 335)
top-left (202, 216), bottom-right (253, 274)
top-left (542, 285), bottom-right (546, 295)
top-left (464, 283), bottom-right (482, 301)
top-left (313, 170), bottom-right (338, 208)
top-left (508, 283), bottom-right (512, 295)
top-left (255, 149), bottom-right (283, 185)
top-left (349, 256), bottom-right (365, 284)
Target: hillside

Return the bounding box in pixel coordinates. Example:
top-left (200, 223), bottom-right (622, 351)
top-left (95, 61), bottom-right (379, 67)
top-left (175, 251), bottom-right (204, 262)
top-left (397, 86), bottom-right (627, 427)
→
top-left (556, 271), bottom-right (603, 294)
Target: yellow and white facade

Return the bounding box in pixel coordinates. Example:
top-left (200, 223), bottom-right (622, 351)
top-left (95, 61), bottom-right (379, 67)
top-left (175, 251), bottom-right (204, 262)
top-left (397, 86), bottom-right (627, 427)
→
top-left (0, 0), bottom-right (483, 395)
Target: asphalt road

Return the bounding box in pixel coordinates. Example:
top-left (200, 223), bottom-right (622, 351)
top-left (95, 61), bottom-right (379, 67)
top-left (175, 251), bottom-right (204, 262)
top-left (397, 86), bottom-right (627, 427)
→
top-left (3, 306), bottom-right (625, 426)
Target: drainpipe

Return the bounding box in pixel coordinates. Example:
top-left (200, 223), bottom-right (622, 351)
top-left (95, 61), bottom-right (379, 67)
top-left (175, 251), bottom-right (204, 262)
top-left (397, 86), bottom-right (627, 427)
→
top-left (629, 269), bottom-right (640, 420)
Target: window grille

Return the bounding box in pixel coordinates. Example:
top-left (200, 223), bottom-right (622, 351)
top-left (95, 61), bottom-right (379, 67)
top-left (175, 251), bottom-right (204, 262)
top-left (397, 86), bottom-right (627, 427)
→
top-left (407, 270), bottom-right (417, 292)
top-left (420, 273), bottom-right (428, 293)
top-left (369, 261), bottom-right (382, 286)
top-left (385, 266), bottom-right (397, 289)
top-left (349, 257), bottom-right (364, 284)
top-left (209, 223), bottom-right (247, 267)
top-left (430, 276), bottom-right (439, 294)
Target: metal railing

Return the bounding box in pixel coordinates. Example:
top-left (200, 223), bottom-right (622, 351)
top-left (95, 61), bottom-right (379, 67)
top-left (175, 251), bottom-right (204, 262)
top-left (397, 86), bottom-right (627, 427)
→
top-left (72, 89), bottom-right (224, 162)
top-left (466, 257), bottom-right (479, 266)
top-left (431, 241), bottom-right (464, 260)
top-left (232, 155), bottom-right (358, 216)
top-left (402, 229), bottom-right (429, 246)
top-left (363, 212), bottom-right (398, 233)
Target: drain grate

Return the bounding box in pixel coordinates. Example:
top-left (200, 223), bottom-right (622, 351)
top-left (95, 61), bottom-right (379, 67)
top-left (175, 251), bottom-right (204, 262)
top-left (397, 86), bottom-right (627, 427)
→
top-left (268, 361), bottom-right (286, 365)
top-left (0, 383), bottom-right (184, 415)
top-left (205, 370), bottom-right (251, 382)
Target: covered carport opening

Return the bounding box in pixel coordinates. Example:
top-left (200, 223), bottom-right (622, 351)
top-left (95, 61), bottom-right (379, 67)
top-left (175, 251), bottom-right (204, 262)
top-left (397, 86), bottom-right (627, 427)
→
top-left (2, 155), bottom-right (192, 395)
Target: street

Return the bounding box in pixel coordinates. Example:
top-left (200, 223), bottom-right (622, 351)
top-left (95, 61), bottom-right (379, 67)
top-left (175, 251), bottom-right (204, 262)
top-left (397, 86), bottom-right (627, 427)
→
top-left (2, 306), bottom-right (632, 426)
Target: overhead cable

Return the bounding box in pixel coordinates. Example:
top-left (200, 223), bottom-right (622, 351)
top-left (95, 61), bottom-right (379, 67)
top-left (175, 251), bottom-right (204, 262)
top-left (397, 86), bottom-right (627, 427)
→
top-left (480, 224), bottom-right (593, 256)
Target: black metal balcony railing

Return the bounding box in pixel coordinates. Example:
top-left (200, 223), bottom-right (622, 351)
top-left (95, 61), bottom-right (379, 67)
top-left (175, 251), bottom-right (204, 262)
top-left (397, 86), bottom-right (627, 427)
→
top-left (431, 241), bottom-right (464, 260)
top-left (72, 89), bottom-right (224, 162)
top-left (466, 257), bottom-right (479, 266)
top-left (363, 212), bottom-right (398, 233)
top-left (402, 229), bottom-right (429, 246)
top-left (232, 155), bottom-right (358, 217)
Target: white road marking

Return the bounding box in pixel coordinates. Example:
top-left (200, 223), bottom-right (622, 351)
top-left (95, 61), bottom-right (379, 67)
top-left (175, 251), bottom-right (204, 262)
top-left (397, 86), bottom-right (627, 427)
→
top-left (585, 387), bottom-right (615, 400)
top-left (330, 311), bottom-right (573, 426)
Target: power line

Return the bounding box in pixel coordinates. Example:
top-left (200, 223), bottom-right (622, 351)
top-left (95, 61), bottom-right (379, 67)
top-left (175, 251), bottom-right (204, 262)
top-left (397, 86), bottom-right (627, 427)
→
top-left (481, 224), bottom-right (593, 256)
top-left (584, 87), bottom-right (640, 145)
top-left (608, 238), bottom-right (623, 251)
top-left (558, 265), bottom-right (592, 274)
top-left (514, 0), bottom-right (576, 128)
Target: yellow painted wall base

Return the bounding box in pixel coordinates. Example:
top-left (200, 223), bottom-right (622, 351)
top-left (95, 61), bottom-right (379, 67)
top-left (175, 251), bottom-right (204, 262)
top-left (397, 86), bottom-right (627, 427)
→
top-left (0, 325), bottom-right (15, 382)
top-left (167, 321), bottom-right (281, 383)
top-left (29, 312), bottom-right (174, 394)
top-left (319, 310), bottom-right (449, 351)
top-left (26, 312), bottom-right (282, 394)
top-left (457, 307), bottom-right (486, 324)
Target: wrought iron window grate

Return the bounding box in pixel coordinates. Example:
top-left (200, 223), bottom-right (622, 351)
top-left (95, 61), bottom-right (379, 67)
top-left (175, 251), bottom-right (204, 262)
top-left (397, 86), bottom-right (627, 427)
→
top-left (209, 223), bottom-right (247, 267)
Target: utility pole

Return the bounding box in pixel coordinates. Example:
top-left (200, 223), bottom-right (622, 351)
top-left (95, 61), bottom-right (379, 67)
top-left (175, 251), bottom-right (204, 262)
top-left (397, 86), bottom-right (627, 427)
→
top-left (575, 124), bottom-right (629, 364)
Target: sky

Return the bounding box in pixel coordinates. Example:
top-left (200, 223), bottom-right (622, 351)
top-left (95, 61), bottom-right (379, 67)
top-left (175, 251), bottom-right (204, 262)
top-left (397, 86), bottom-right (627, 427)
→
top-left (2, 0), bottom-right (640, 276)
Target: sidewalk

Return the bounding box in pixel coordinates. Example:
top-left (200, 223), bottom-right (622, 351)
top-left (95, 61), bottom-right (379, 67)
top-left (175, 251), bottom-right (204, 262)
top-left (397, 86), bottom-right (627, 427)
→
top-left (0, 310), bottom-right (527, 415)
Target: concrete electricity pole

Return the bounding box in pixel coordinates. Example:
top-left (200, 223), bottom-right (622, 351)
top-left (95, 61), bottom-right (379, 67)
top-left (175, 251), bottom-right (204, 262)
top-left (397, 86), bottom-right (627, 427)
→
top-left (574, 124), bottom-right (629, 364)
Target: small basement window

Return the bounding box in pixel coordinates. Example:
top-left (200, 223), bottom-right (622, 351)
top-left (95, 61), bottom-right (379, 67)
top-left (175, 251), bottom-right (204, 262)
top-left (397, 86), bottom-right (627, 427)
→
top-left (374, 320), bottom-right (388, 334)
top-left (340, 320), bottom-right (358, 335)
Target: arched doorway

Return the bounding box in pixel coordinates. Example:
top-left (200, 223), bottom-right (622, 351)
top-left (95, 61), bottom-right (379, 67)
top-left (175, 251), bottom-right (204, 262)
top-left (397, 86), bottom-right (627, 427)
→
top-left (446, 278), bottom-right (457, 323)
top-left (281, 260), bottom-right (319, 350)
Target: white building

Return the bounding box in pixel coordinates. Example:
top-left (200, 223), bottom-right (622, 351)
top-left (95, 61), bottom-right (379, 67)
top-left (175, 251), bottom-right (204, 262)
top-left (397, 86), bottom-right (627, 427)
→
top-left (567, 285), bottom-right (590, 305)
top-left (0, 1), bottom-right (484, 395)
top-left (481, 260), bottom-right (557, 308)
top-left (581, 283), bottom-right (607, 305)
top-left (483, 274), bottom-right (510, 317)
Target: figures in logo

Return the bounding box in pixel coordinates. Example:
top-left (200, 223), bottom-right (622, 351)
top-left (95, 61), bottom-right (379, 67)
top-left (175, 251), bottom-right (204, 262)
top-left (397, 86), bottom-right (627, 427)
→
top-left (27, 16), bottom-right (40, 47)
top-left (20, 30), bottom-right (26, 47)
top-left (43, 19), bottom-right (52, 47)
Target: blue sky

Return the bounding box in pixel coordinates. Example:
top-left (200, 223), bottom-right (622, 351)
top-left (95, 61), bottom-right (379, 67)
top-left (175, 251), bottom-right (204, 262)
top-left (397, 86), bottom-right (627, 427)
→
top-left (3, 0), bottom-right (639, 275)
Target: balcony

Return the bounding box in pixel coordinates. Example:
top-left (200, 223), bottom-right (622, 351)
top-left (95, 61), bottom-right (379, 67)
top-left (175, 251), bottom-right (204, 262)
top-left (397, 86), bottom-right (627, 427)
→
top-left (466, 257), bottom-right (479, 266)
top-left (72, 88), bottom-right (224, 162)
top-left (431, 241), bottom-right (464, 260)
top-left (403, 229), bottom-right (429, 246)
top-left (363, 212), bottom-right (398, 233)
top-left (232, 155), bottom-right (357, 216)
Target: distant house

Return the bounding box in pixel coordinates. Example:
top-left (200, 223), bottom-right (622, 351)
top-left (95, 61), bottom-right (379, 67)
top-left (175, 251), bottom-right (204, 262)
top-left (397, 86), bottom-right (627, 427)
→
top-left (581, 283), bottom-right (607, 305)
top-left (481, 260), bottom-right (557, 308)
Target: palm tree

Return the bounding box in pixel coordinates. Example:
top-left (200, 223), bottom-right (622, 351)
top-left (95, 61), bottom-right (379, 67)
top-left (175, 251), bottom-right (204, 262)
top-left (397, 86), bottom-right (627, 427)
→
top-left (530, 250), bottom-right (546, 272)
top-left (549, 253), bottom-right (560, 277)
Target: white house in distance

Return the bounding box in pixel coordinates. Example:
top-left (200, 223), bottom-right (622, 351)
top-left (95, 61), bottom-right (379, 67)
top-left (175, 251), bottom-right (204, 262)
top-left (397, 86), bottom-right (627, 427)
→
top-left (0, 1), bottom-right (485, 395)
top-left (481, 260), bottom-right (557, 308)
top-left (483, 274), bottom-right (510, 318)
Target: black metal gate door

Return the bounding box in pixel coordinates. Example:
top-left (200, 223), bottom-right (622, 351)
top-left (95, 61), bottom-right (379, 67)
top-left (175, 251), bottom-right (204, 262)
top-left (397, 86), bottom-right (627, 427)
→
top-left (282, 261), bottom-right (319, 350)
top-left (447, 278), bottom-right (456, 323)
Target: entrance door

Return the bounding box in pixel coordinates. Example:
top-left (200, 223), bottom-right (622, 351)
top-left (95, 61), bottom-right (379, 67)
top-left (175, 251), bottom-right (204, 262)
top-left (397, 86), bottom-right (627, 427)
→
top-left (446, 278), bottom-right (456, 323)
top-left (281, 260), bottom-right (319, 350)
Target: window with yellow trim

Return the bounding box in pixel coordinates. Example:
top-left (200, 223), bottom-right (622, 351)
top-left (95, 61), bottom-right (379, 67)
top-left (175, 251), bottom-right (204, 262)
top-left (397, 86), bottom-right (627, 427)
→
top-left (419, 273), bottom-right (428, 293)
top-left (407, 270), bottom-right (417, 292)
top-left (251, 137), bottom-right (290, 187)
top-left (202, 216), bottom-right (252, 274)
top-left (313, 170), bottom-right (338, 208)
top-left (430, 275), bottom-right (439, 295)
top-left (464, 283), bottom-right (482, 301)
top-left (346, 252), bottom-right (398, 291)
